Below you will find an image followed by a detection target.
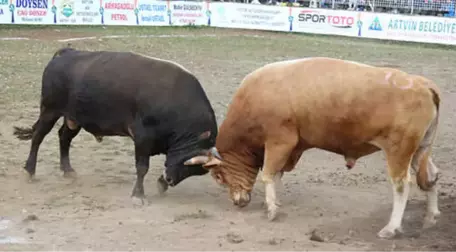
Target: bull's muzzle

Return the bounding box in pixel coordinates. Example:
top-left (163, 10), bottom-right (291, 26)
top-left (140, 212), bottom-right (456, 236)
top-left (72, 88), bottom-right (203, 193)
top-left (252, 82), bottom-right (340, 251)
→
top-left (231, 190), bottom-right (251, 208)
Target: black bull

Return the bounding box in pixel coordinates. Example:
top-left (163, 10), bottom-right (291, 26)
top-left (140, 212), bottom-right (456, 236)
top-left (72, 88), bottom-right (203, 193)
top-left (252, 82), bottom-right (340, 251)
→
top-left (13, 47), bottom-right (222, 203)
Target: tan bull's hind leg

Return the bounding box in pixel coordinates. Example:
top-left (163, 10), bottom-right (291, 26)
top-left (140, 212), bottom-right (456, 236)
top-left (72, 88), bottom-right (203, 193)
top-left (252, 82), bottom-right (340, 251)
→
top-left (262, 140), bottom-right (297, 221)
top-left (412, 141), bottom-right (441, 229)
top-left (378, 158), bottom-right (412, 238)
top-left (422, 157), bottom-right (441, 229)
top-left (378, 142), bottom-right (417, 239)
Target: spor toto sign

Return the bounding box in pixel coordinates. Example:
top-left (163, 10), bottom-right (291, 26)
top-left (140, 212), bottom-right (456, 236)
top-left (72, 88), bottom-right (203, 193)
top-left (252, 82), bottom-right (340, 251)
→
top-left (298, 11), bottom-right (354, 28)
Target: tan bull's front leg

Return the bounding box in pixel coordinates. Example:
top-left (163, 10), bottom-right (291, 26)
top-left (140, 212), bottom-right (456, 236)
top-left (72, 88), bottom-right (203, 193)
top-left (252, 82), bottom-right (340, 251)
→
top-left (262, 142), bottom-right (296, 221)
top-left (262, 171), bottom-right (283, 208)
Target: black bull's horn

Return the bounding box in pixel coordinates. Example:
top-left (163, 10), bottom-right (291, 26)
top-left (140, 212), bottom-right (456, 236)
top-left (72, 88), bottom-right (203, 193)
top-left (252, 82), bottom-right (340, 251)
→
top-left (184, 147), bottom-right (222, 166)
top-left (210, 146), bottom-right (222, 159)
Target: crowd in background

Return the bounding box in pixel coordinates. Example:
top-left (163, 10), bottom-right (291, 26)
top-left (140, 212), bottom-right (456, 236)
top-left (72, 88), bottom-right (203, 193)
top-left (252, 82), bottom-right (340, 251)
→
top-left (213, 0), bottom-right (456, 17)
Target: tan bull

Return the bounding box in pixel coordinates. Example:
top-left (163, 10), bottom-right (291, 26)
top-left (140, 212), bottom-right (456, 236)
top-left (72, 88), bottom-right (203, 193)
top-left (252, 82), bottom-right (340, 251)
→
top-left (185, 57), bottom-right (442, 239)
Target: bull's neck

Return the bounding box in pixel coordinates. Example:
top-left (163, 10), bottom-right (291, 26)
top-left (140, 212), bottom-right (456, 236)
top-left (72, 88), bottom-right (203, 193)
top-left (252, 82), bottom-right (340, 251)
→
top-left (220, 144), bottom-right (262, 192)
top-left (222, 150), bottom-right (260, 192)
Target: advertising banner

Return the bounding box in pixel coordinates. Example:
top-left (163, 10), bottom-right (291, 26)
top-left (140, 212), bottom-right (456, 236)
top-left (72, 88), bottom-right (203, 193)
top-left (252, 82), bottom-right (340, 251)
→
top-left (8, 0), bottom-right (54, 24)
top-left (168, 1), bottom-right (207, 26)
top-left (361, 12), bottom-right (456, 45)
top-left (100, 0), bottom-right (137, 26)
top-left (136, 0), bottom-right (168, 26)
top-left (55, 0), bottom-right (100, 25)
top-left (210, 2), bottom-right (289, 32)
top-left (292, 7), bottom-right (361, 37)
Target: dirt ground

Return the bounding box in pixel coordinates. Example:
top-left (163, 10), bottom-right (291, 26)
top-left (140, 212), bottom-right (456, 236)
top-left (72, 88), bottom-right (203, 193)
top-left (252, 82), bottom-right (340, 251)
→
top-left (0, 26), bottom-right (455, 251)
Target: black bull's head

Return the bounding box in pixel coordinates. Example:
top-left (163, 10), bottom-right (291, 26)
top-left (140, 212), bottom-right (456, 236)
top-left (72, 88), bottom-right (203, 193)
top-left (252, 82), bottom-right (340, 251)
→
top-left (161, 146), bottom-right (222, 187)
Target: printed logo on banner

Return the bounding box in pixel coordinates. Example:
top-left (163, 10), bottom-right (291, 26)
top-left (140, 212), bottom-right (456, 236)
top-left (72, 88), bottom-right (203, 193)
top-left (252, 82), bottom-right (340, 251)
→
top-left (60, 0), bottom-right (73, 17)
top-left (356, 12), bottom-right (363, 36)
top-left (298, 9), bottom-right (355, 29)
top-left (205, 1), bottom-right (210, 26)
top-left (216, 5), bottom-right (226, 22)
top-left (13, 0), bottom-right (49, 23)
top-left (288, 6), bottom-right (293, 31)
top-left (369, 16), bottom-right (382, 31)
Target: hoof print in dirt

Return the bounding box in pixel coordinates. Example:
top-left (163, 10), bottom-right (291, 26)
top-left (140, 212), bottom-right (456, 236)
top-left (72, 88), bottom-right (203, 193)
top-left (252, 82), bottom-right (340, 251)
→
top-left (23, 214), bottom-right (39, 223)
top-left (268, 237), bottom-right (285, 245)
top-left (25, 228), bottom-right (35, 234)
top-left (226, 232), bottom-right (244, 244)
top-left (309, 229), bottom-right (326, 242)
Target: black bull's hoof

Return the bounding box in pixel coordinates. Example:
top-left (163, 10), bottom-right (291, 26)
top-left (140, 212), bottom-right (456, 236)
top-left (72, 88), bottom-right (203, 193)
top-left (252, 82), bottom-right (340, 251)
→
top-left (157, 175), bottom-right (169, 196)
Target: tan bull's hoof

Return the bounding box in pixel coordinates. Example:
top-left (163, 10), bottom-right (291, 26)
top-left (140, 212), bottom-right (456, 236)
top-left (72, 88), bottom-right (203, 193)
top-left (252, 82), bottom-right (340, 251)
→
top-left (423, 211), bottom-right (441, 229)
top-left (267, 206), bottom-right (278, 221)
top-left (377, 225), bottom-right (403, 239)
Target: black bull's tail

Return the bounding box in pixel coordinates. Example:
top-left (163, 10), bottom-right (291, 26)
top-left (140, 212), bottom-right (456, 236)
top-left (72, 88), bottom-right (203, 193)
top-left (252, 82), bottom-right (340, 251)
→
top-left (13, 45), bottom-right (75, 141)
top-left (13, 125), bottom-right (34, 141)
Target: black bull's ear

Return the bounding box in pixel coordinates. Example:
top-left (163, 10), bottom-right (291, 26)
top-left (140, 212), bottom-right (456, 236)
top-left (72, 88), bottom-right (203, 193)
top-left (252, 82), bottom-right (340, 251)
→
top-left (184, 147), bottom-right (222, 167)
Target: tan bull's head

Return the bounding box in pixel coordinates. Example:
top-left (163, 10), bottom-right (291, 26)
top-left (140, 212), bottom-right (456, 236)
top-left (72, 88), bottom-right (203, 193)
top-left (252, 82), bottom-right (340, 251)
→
top-left (193, 151), bottom-right (258, 208)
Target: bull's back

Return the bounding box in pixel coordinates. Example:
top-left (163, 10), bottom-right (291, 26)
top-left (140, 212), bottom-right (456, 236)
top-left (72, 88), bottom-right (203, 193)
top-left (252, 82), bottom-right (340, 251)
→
top-left (44, 51), bottom-right (210, 135)
top-left (239, 57), bottom-right (436, 152)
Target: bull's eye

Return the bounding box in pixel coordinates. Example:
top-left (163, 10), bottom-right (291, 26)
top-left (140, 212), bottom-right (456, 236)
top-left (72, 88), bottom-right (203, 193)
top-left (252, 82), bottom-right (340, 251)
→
top-left (215, 173), bottom-right (224, 183)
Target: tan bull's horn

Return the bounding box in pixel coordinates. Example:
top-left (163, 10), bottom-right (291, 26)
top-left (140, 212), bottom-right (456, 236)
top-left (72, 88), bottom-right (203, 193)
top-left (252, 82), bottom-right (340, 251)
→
top-left (210, 147), bottom-right (222, 160)
top-left (184, 156), bottom-right (209, 166)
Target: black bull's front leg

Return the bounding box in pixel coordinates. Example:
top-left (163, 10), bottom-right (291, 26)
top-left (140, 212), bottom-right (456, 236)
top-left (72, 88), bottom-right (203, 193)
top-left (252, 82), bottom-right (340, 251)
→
top-left (131, 136), bottom-right (169, 205)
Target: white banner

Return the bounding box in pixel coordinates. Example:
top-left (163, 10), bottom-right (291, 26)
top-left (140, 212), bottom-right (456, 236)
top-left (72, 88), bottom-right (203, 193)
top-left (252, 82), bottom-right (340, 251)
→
top-left (210, 2), bottom-right (289, 32)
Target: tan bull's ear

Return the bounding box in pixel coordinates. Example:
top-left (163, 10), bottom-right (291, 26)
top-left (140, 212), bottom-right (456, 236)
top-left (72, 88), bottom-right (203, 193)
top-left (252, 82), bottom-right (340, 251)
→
top-left (203, 157), bottom-right (222, 168)
top-left (214, 172), bottom-right (225, 184)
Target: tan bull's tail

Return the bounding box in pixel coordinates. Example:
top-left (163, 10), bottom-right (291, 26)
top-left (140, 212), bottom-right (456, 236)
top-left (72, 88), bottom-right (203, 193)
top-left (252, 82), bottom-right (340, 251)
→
top-left (411, 88), bottom-right (440, 191)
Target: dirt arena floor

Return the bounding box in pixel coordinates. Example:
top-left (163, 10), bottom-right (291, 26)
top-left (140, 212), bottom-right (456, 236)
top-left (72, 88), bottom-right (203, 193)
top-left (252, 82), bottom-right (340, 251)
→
top-left (0, 25), bottom-right (455, 251)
